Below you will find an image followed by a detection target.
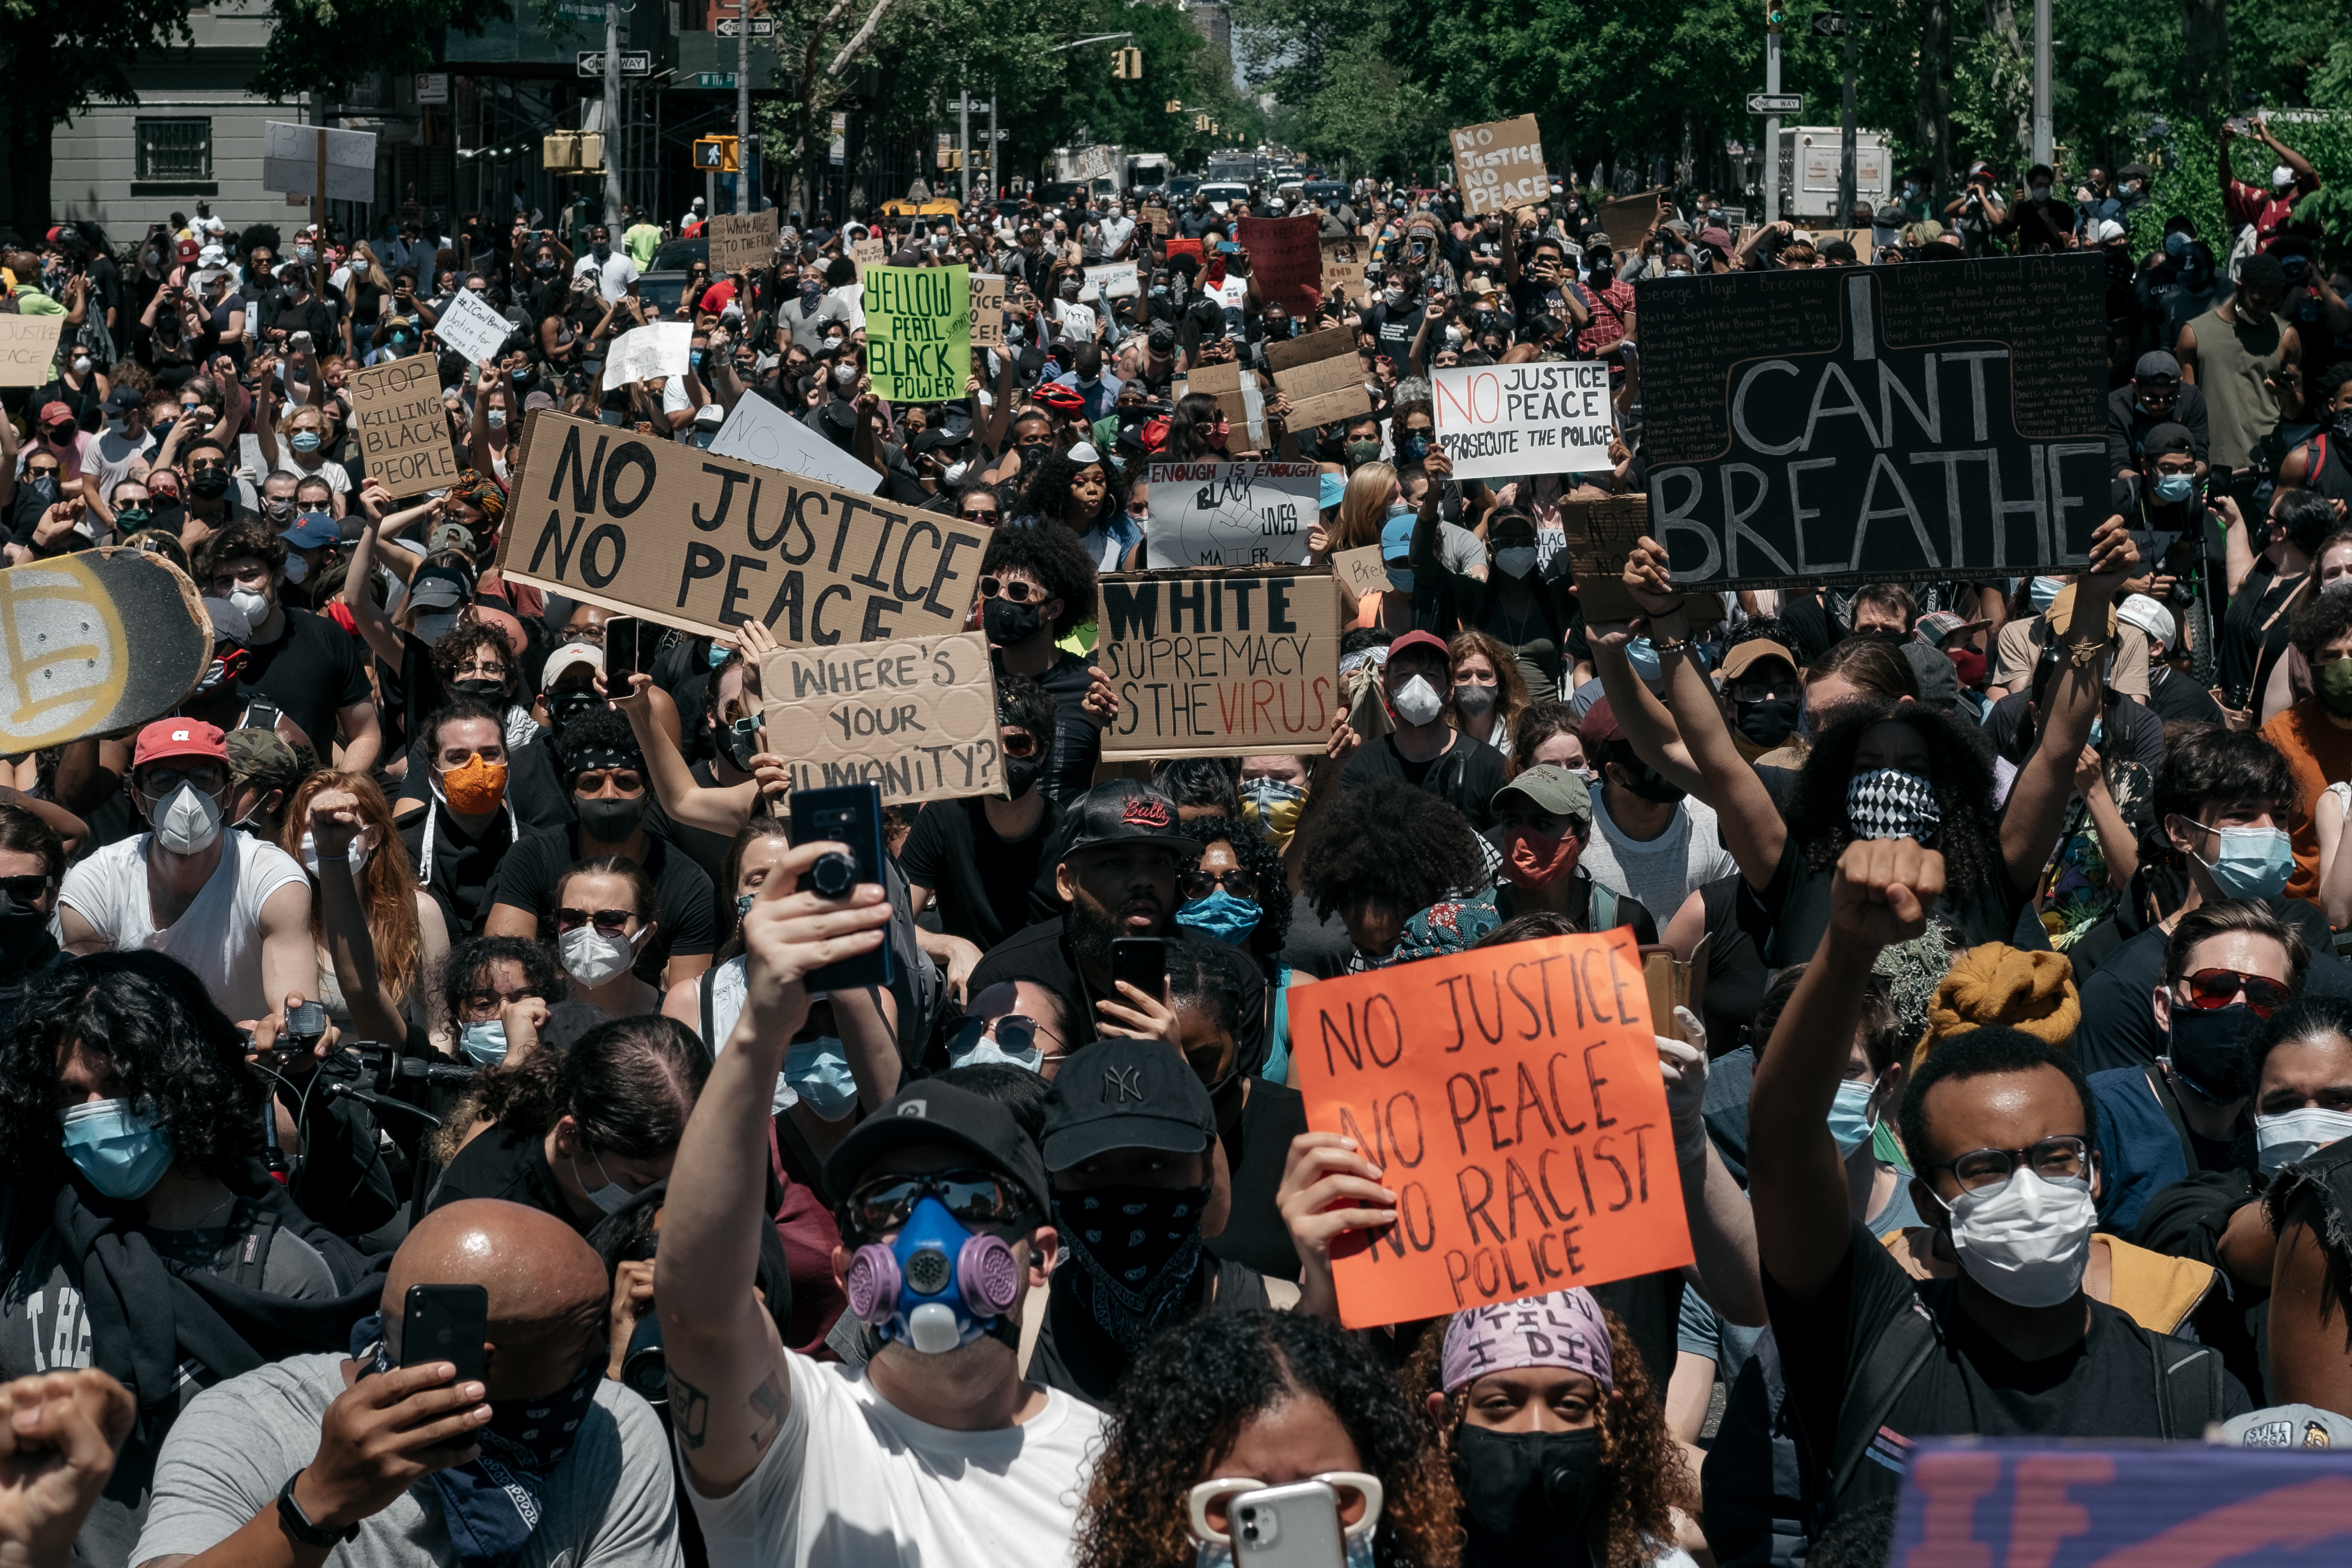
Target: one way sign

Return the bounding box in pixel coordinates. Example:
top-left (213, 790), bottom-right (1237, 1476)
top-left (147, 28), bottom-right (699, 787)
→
top-left (1746, 92), bottom-right (1804, 114)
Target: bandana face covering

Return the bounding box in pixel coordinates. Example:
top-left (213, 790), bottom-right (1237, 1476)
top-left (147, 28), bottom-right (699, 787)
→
top-left (1052, 1183), bottom-right (1209, 1354)
top-left (1501, 826), bottom-right (1580, 889)
top-left (1846, 767), bottom-right (1941, 844)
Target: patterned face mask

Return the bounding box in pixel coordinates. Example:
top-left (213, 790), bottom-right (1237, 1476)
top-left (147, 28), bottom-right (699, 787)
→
top-left (1846, 767), bottom-right (1941, 844)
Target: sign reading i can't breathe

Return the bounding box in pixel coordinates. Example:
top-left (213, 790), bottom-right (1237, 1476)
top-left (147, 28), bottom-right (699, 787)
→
top-left (1292, 929), bottom-right (1693, 1329)
top-left (1432, 361), bottom-right (1615, 480)
top-left (1633, 253), bottom-right (2110, 589)
top-left (862, 265), bottom-right (970, 403)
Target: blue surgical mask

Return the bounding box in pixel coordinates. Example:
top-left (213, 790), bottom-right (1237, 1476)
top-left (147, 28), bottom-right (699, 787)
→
top-left (2194, 823), bottom-right (2294, 901)
top-left (707, 640), bottom-right (731, 669)
top-left (1176, 889), bottom-right (1262, 946)
top-left (1828, 1078), bottom-right (1877, 1156)
top-left (290, 430), bottom-right (323, 453)
top-left (62, 1099), bottom-right (175, 1200)
top-left (782, 1035), bottom-right (860, 1120)
top-left (2028, 576), bottom-right (2064, 612)
top-left (573, 1146), bottom-right (644, 1215)
top-left (2153, 472), bottom-right (2195, 504)
top-left (1385, 565), bottom-right (1415, 592)
top-left (458, 1020), bottom-right (508, 1067)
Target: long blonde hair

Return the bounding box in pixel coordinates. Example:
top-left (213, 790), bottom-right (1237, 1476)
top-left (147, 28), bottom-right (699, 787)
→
top-left (1333, 460), bottom-right (1399, 552)
top-left (344, 243), bottom-right (394, 304)
top-left (280, 770), bottom-right (423, 1005)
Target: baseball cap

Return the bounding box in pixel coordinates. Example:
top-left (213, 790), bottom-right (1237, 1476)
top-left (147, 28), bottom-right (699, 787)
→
top-left (426, 521), bottom-right (478, 556)
top-left (823, 1080), bottom-right (1051, 1221)
top-left (2117, 593), bottom-right (2176, 651)
top-left (2042, 584), bottom-right (2118, 638)
top-left (1493, 764), bottom-right (1593, 826)
top-left (2134, 350), bottom-right (2182, 381)
top-left (174, 238), bottom-right (200, 265)
top-left (524, 390), bottom-right (558, 412)
top-left (103, 385), bottom-right (144, 414)
top-left (134, 719), bottom-right (228, 770)
top-left (1062, 783), bottom-right (1196, 857)
top-left (2217, 1403), bottom-right (2352, 1450)
top-left (1579, 696), bottom-right (1626, 746)
top-left (226, 727), bottom-right (302, 798)
top-left (35, 402), bottom-right (73, 429)
top-left (407, 566), bottom-right (470, 610)
top-left (1387, 629), bottom-right (1450, 665)
top-left (280, 511), bottom-right (340, 551)
top-left (691, 402), bottom-right (725, 429)
top-left (1380, 509), bottom-right (1416, 562)
top-left (2142, 421), bottom-right (2196, 460)
top-left (1912, 611), bottom-right (1988, 648)
top-left (1719, 638), bottom-right (1799, 680)
top-left (542, 642), bottom-right (604, 688)
top-left (1900, 642), bottom-right (1961, 706)
top-left (1040, 1038), bottom-right (1218, 1169)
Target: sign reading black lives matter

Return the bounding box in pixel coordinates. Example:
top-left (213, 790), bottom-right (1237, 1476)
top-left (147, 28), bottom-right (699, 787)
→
top-left (1633, 254), bottom-right (2109, 589)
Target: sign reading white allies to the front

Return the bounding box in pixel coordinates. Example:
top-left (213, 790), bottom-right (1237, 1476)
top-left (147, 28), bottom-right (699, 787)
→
top-left (1633, 254), bottom-right (2109, 589)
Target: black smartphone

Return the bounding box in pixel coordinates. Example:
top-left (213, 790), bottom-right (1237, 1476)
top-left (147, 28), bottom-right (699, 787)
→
top-left (401, 1282), bottom-right (487, 1383)
top-left (1109, 937), bottom-right (1168, 1002)
top-left (790, 783), bottom-right (893, 990)
top-left (602, 616), bottom-right (647, 684)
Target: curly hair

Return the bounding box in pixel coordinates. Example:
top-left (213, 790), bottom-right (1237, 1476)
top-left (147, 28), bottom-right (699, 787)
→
top-left (428, 623), bottom-right (517, 704)
top-left (1016, 443), bottom-right (1127, 535)
top-left (1401, 1307), bottom-right (1685, 1568)
top-left (195, 518), bottom-right (288, 580)
top-left (1301, 778), bottom-right (1485, 923)
top-left (552, 708), bottom-right (645, 791)
top-left (1783, 700), bottom-right (2007, 898)
top-left (998, 672), bottom-right (1059, 756)
top-left (2290, 583), bottom-right (2352, 662)
top-left (438, 934), bottom-right (565, 1028)
top-left (0, 952), bottom-right (263, 1187)
top-left (1073, 1308), bottom-right (1461, 1568)
top-left (981, 520), bottom-right (1100, 637)
top-left (1171, 813), bottom-right (1292, 962)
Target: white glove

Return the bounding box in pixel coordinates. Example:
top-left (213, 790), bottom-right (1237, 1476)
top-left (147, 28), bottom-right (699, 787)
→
top-left (1656, 1006), bottom-right (1710, 1162)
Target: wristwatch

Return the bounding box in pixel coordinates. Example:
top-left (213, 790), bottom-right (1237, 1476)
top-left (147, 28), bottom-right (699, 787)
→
top-left (277, 1469), bottom-right (360, 1549)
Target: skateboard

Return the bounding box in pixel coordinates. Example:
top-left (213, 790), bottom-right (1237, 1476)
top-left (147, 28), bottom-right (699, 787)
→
top-left (0, 547), bottom-right (211, 752)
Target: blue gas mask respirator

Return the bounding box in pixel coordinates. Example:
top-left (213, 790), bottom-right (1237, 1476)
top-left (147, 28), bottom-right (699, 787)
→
top-left (842, 1196), bottom-right (1024, 1354)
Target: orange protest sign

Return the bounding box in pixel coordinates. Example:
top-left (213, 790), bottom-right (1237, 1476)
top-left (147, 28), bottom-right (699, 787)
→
top-left (1292, 930), bottom-right (1692, 1329)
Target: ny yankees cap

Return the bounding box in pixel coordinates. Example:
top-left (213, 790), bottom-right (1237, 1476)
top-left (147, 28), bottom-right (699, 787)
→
top-left (823, 1080), bottom-right (1050, 1218)
top-left (1040, 1038), bottom-right (1219, 1171)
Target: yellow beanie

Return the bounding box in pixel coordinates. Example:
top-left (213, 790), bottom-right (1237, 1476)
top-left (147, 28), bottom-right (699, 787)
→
top-left (1910, 942), bottom-right (2080, 1072)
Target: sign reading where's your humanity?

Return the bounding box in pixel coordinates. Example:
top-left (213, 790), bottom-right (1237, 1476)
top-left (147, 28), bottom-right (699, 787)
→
top-left (497, 411), bottom-right (992, 644)
top-left (1095, 566), bottom-right (1341, 758)
top-left (1293, 928), bottom-right (1693, 1329)
top-left (760, 629), bottom-right (1003, 803)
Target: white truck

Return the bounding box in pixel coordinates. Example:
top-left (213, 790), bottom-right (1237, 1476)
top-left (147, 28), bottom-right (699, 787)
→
top-left (1125, 150), bottom-right (1173, 195)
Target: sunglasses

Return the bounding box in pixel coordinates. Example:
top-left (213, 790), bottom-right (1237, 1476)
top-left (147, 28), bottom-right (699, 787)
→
top-left (2182, 967), bottom-right (2293, 1019)
top-left (0, 873), bottom-right (55, 905)
top-left (25, 466), bottom-right (59, 479)
top-left (1179, 868), bottom-right (1258, 902)
top-left (978, 576), bottom-right (1044, 602)
top-left (840, 1168), bottom-right (1030, 1240)
top-left (555, 906), bottom-right (638, 936)
top-left (959, 507), bottom-right (999, 522)
top-left (949, 1014), bottom-right (1050, 1065)
top-left (189, 458), bottom-right (231, 473)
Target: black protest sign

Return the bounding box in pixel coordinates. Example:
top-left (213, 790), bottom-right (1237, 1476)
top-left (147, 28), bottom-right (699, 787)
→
top-left (1634, 254), bottom-right (2110, 589)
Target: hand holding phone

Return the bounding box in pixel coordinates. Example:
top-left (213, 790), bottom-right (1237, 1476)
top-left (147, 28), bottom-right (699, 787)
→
top-left (399, 1283), bottom-right (488, 1384)
top-left (790, 784), bottom-right (892, 991)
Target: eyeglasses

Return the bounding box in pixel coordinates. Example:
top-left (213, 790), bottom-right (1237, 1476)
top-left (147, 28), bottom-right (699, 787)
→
top-left (1179, 868), bottom-right (1259, 901)
top-left (840, 1168), bottom-right (1031, 1240)
top-left (2181, 967), bottom-right (2294, 1019)
top-left (978, 576), bottom-right (1044, 602)
top-left (24, 465), bottom-right (59, 479)
top-left (555, 906), bottom-right (639, 935)
top-left (453, 659), bottom-right (509, 679)
top-left (1923, 1135), bottom-right (2091, 1192)
top-left (0, 873), bottom-right (56, 905)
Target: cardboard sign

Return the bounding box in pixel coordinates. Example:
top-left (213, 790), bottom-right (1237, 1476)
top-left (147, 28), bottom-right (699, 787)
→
top-left (349, 357), bottom-right (461, 498)
top-left (1238, 214), bottom-right (1322, 314)
top-left (1562, 496), bottom-right (1725, 625)
top-left (1096, 567), bottom-right (1341, 758)
top-left (706, 393), bottom-right (881, 494)
top-left (862, 265), bottom-right (969, 404)
top-left (1636, 254), bottom-right (2110, 589)
top-left (1891, 1439), bottom-right (2352, 1562)
top-left (1080, 263), bottom-right (1140, 303)
top-left (1333, 544), bottom-right (1391, 604)
top-left (1598, 189), bottom-right (1667, 253)
top-left (261, 120), bottom-right (376, 202)
top-left (1322, 261), bottom-right (1366, 303)
top-left (1433, 361), bottom-right (1615, 480)
top-left (1265, 328), bottom-right (1373, 429)
top-left (1451, 116), bottom-right (1549, 218)
top-left (850, 237), bottom-right (885, 278)
top-left (1181, 359), bottom-right (1256, 444)
top-left (1140, 204), bottom-right (1173, 236)
top-left (707, 211), bottom-right (778, 276)
top-left (607, 321), bottom-right (691, 385)
top-left (761, 629), bottom-right (1003, 803)
top-left (1143, 461), bottom-right (1322, 569)
top-left (1292, 929), bottom-right (1693, 1328)
top-left (433, 286), bottom-right (514, 368)
top-left (498, 411), bottom-right (992, 644)
top-left (970, 272), bottom-right (1008, 349)
top-left (0, 315), bottom-right (56, 387)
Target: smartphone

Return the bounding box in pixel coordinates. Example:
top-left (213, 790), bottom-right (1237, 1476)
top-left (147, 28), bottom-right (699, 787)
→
top-left (1225, 1480), bottom-right (1350, 1567)
top-left (400, 1283), bottom-right (487, 1384)
top-left (790, 783), bottom-right (893, 990)
top-left (602, 616), bottom-right (648, 684)
top-left (1109, 937), bottom-right (1167, 1002)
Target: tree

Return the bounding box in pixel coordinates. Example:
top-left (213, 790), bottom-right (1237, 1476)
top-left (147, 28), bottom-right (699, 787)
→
top-left (0, 0), bottom-right (196, 232)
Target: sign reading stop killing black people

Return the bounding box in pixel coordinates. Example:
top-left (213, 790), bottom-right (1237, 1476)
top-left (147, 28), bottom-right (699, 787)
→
top-left (497, 411), bottom-right (992, 644)
top-left (1633, 253), bottom-right (2109, 589)
top-left (862, 265), bottom-right (970, 404)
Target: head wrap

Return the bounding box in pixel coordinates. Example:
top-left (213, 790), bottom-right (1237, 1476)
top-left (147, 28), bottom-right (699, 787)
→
top-left (450, 469), bottom-right (508, 528)
top-left (1393, 888), bottom-right (1503, 963)
top-left (1440, 1289), bottom-right (1613, 1394)
top-left (1910, 941), bottom-right (2081, 1070)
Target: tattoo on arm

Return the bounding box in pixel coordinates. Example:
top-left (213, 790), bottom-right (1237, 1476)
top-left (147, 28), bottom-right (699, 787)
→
top-left (747, 1369), bottom-right (786, 1454)
top-left (668, 1370), bottom-right (711, 1451)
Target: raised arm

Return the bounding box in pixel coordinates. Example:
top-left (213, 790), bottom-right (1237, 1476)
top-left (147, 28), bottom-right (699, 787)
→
top-left (343, 482), bottom-right (422, 670)
top-left (1585, 622), bottom-right (1703, 795)
top-left (305, 790), bottom-right (407, 1042)
top-left (615, 672), bottom-right (761, 835)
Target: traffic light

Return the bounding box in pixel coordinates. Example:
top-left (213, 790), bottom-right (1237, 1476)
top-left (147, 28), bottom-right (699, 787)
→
top-left (1110, 46), bottom-right (1142, 79)
top-left (1765, 0), bottom-right (1785, 27)
top-left (1194, 113), bottom-right (1210, 132)
top-left (692, 135), bottom-right (738, 171)
top-left (1165, 98), bottom-right (1183, 113)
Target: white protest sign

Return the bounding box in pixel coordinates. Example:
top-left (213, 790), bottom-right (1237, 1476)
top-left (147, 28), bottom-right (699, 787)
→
top-left (1080, 263), bottom-right (1140, 302)
top-left (435, 287), bottom-right (514, 367)
top-left (1143, 461), bottom-right (1321, 569)
top-left (607, 322), bottom-right (691, 385)
top-left (261, 121), bottom-right (377, 203)
top-left (1432, 361), bottom-right (1614, 480)
top-left (707, 393), bottom-right (883, 494)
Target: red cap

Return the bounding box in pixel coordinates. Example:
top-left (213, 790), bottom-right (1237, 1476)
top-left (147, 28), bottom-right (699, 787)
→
top-left (1579, 697), bottom-right (1624, 745)
top-left (133, 719), bottom-right (228, 770)
top-left (35, 403), bottom-right (73, 429)
top-left (175, 238), bottom-right (200, 264)
top-left (1386, 629), bottom-right (1450, 663)
top-left (1032, 383), bottom-right (1085, 413)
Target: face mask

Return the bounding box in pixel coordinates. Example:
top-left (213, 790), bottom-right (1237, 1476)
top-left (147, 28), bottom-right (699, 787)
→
top-left (560, 922), bottom-right (640, 988)
top-left (413, 611), bottom-right (460, 644)
top-left (1453, 681), bottom-right (1497, 717)
top-left (1941, 1168), bottom-right (2095, 1308)
top-left (592, 243), bottom-right (611, 261)
top-left (20, 474), bottom-right (58, 506)
top-left (1053, 1182), bottom-right (1210, 1353)
top-left (2167, 1002), bottom-right (2262, 1103)
top-left (61, 1099), bottom-right (176, 1200)
top-left (1501, 825), bottom-right (1580, 890)
top-left (1453, 1426), bottom-right (1602, 1549)
top-left (290, 430), bottom-right (324, 454)
top-left (1847, 767), bottom-right (1940, 844)
top-left (717, 712), bottom-right (765, 772)
top-left (782, 1035), bottom-right (861, 1120)
top-left (2029, 182), bottom-right (2052, 199)
top-left (148, 781), bottom-right (223, 855)
top-left (458, 1019), bottom-right (509, 1067)
top-left (843, 1194), bottom-right (1024, 1354)
top-left (2164, 229), bottom-right (2190, 259)
top-left (1494, 545), bottom-right (1537, 578)
top-left (571, 1144), bottom-right (643, 1215)
top-left (2255, 1107), bottom-right (2352, 1173)
top-left (1735, 698), bottom-right (1798, 749)
top-left (438, 755), bottom-right (508, 815)
top-left (261, 498), bottom-right (297, 526)
top-left (299, 833), bottom-right (373, 879)
top-left (486, 409), bottom-right (508, 430)
top-left (72, 355), bottom-right (92, 376)
top-left (2273, 166), bottom-right (2296, 191)
top-left (983, 597), bottom-right (1045, 646)
top-left (1391, 673), bottom-right (1444, 726)
top-left (2153, 472), bottom-right (2195, 504)
top-left (1385, 564), bottom-right (1415, 593)
top-left (575, 795), bottom-right (645, 842)
top-left (2193, 823), bottom-right (2294, 899)
top-left (2315, 659), bottom-right (2352, 717)
top-left (2028, 576), bottom-right (2064, 612)
top-left (1344, 439), bottom-right (1382, 467)
top-left (1383, 288), bottom-right (1406, 307)
top-left (1177, 889), bottom-right (1263, 946)
top-left (450, 677), bottom-right (505, 706)
top-left (1828, 1078), bottom-right (1877, 1156)
top-left (1614, 758), bottom-right (1687, 806)
top-left (116, 505), bottom-right (153, 529)
top-left (1241, 777), bottom-right (1306, 849)
top-left (190, 469), bottom-right (231, 499)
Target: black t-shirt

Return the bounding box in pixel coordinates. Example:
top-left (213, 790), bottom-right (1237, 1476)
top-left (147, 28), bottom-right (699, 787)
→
top-left (238, 606), bottom-right (369, 755)
top-left (901, 794), bottom-right (1063, 952)
top-left (1985, 689), bottom-right (2166, 780)
top-left (1000, 650), bottom-right (1102, 807)
top-left (2144, 663), bottom-right (2227, 728)
top-left (1777, 593), bottom-right (1848, 666)
top-left (1340, 731), bottom-right (1508, 830)
top-left (427, 1124), bottom-right (583, 1230)
top-left (665, 759), bottom-right (741, 944)
top-left (485, 819), bottom-right (719, 982)
top-left (1211, 1080), bottom-right (1308, 1280)
top-left (2073, 902), bottom-right (2351, 1074)
top-left (399, 796), bottom-right (517, 940)
top-left (394, 728), bottom-right (573, 833)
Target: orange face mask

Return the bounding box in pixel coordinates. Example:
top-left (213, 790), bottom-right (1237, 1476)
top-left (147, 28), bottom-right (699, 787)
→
top-left (440, 755), bottom-right (508, 815)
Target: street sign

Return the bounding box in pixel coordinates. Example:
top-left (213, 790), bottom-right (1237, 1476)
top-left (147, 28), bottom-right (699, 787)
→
top-left (414, 73), bottom-right (450, 105)
top-left (1746, 92), bottom-right (1804, 114)
top-left (1810, 12), bottom-right (1846, 32)
top-left (714, 17), bottom-right (774, 34)
top-left (576, 50), bottom-right (653, 77)
top-left (695, 73), bottom-right (737, 88)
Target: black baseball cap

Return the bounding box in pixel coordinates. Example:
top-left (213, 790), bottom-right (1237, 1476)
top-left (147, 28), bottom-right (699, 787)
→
top-left (1062, 782), bottom-right (1196, 857)
top-left (1041, 1038), bottom-right (1218, 1170)
top-left (823, 1080), bottom-right (1050, 1218)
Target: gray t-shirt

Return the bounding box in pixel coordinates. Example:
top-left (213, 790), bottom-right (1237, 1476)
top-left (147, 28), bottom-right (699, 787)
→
top-left (1579, 790), bottom-right (1739, 930)
top-left (134, 1352), bottom-right (682, 1568)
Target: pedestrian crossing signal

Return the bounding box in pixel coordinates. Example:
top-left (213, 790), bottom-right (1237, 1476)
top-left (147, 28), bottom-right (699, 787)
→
top-left (693, 136), bottom-right (738, 171)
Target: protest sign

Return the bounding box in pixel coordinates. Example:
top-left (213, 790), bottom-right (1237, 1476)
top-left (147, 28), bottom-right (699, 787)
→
top-left (433, 286), bottom-right (514, 367)
top-left (1081, 263), bottom-right (1140, 302)
top-left (1634, 253), bottom-right (2110, 589)
top-left (1140, 203), bottom-right (1173, 236)
top-left (1562, 497), bottom-right (1724, 625)
top-left (261, 121), bottom-right (376, 202)
top-left (707, 211), bottom-right (777, 275)
top-left (1265, 328), bottom-right (1373, 429)
top-left (1432, 361), bottom-right (1614, 480)
top-left (1292, 928), bottom-right (1692, 1328)
top-left (499, 411), bottom-right (992, 644)
top-left (349, 357), bottom-right (462, 498)
top-left (1450, 116), bottom-right (1549, 218)
top-left (1891, 1438), bottom-right (2352, 1563)
top-left (1598, 189), bottom-right (1667, 253)
top-left (607, 322), bottom-right (691, 385)
top-left (0, 316), bottom-right (55, 387)
top-left (707, 393), bottom-right (881, 494)
top-left (1333, 545), bottom-right (1391, 605)
top-left (1179, 360), bottom-right (1262, 448)
top-left (760, 629), bottom-right (1003, 803)
top-left (1096, 567), bottom-right (1341, 758)
top-left (1322, 259), bottom-right (1365, 303)
top-left (1143, 461), bottom-right (1321, 569)
top-left (851, 237), bottom-right (885, 278)
top-left (862, 265), bottom-right (970, 404)
top-left (970, 272), bottom-right (1007, 349)
top-left (1238, 214), bottom-right (1323, 314)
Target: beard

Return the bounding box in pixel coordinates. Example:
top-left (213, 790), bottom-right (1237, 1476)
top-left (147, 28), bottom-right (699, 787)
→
top-left (1067, 891), bottom-right (1121, 970)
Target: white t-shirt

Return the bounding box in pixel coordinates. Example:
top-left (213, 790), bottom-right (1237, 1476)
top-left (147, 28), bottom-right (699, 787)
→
top-left (88, 426), bottom-right (155, 508)
top-left (59, 831), bottom-right (307, 1022)
top-left (1580, 790), bottom-right (1738, 928)
top-left (1049, 299), bottom-right (1098, 342)
top-left (575, 249), bottom-right (641, 302)
top-left (684, 1351), bottom-right (1105, 1568)
top-left (274, 453), bottom-right (352, 495)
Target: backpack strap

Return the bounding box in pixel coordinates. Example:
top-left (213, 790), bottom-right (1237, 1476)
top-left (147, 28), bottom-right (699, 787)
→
top-left (2149, 1333), bottom-right (2226, 1438)
top-left (698, 964), bottom-right (718, 1049)
top-left (1592, 881), bottom-right (1618, 934)
top-left (1826, 1294), bottom-right (1942, 1507)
